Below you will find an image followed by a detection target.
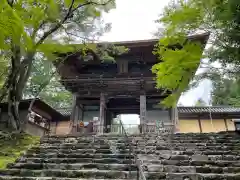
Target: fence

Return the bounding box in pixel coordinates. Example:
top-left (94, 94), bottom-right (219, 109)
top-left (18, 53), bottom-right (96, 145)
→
top-left (92, 122), bottom-right (175, 135)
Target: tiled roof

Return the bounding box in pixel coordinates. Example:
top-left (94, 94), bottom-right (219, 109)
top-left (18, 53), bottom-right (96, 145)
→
top-left (57, 106), bottom-right (240, 117)
top-left (57, 108), bottom-right (71, 116)
top-left (178, 106), bottom-right (240, 114)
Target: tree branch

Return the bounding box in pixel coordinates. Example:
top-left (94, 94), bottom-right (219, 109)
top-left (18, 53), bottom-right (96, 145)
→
top-left (36, 0), bottom-right (76, 46)
top-left (36, 0), bottom-right (113, 47)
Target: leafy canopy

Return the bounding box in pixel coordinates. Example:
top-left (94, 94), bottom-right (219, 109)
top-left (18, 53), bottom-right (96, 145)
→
top-left (212, 77), bottom-right (240, 106)
top-left (153, 0), bottom-right (207, 107)
top-left (154, 0), bottom-right (240, 107)
top-left (0, 0), bottom-right (115, 98)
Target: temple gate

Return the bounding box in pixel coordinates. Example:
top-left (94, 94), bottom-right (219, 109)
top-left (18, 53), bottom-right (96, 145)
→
top-left (55, 34), bottom-right (209, 134)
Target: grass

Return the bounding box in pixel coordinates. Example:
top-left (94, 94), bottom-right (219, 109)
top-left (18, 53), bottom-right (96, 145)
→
top-left (0, 132), bottom-right (40, 169)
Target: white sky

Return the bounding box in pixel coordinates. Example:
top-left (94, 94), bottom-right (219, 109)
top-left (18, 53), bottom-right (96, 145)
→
top-left (100, 0), bottom-right (212, 107)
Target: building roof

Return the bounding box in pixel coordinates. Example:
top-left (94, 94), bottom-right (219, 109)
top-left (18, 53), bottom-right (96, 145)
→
top-left (0, 99), bottom-right (64, 121)
top-left (57, 106), bottom-right (240, 119)
top-left (178, 106), bottom-right (240, 114)
top-left (57, 108), bottom-right (71, 117)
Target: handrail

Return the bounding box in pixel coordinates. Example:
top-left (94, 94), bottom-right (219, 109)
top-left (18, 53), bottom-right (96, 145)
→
top-left (119, 120), bottom-right (146, 180)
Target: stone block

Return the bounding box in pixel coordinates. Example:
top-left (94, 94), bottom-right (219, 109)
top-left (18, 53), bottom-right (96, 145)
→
top-left (158, 150), bottom-right (172, 159)
top-left (191, 155), bottom-right (208, 161)
top-left (147, 165), bottom-right (164, 172)
top-left (178, 166), bottom-right (196, 173)
top-left (170, 155), bottom-right (189, 161)
top-left (166, 173), bottom-right (198, 180)
top-left (137, 154), bottom-right (151, 160)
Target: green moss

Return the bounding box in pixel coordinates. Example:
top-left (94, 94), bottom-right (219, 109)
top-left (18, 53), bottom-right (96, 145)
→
top-left (0, 132), bottom-right (40, 169)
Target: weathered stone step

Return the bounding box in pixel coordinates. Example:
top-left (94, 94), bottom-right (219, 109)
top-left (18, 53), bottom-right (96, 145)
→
top-left (118, 149), bottom-right (240, 156)
top-left (28, 149), bottom-right (113, 155)
top-left (131, 139), bottom-right (240, 144)
top-left (0, 177), bottom-right (135, 180)
top-left (24, 153), bottom-right (134, 159)
top-left (19, 157), bottom-right (134, 164)
top-left (0, 169), bottom-right (137, 179)
top-left (26, 148), bottom-right (113, 155)
top-left (43, 136), bottom-right (240, 143)
top-left (145, 172), bottom-right (240, 180)
top-left (9, 163), bottom-right (137, 171)
top-left (38, 144), bottom-right (110, 149)
top-left (40, 139), bottom-right (104, 144)
top-left (117, 142), bottom-right (240, 147)
top-left (152, 150), bottom-right (240, 157)
top-left (146, 165), bottom-right (240, 173)
top-left (144, 159), bottom-right (240, 167)
top-left (120, 145), bottom-right (240, 151)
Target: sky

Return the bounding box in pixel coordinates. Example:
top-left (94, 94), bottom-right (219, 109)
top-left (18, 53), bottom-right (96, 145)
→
top-left (100, 0), bottom-right (212, 107)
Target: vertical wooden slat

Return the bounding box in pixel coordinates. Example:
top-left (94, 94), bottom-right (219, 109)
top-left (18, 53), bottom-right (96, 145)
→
top-left (140, 94), bottom-right (146, 133)
top-left (99, 93), bottom-right (106, 134)
top-left (198, 116), bottom-right (202, 133)
top-left (71, 94), bottom-right (77, 133)
top-left (224, 118), bottom-right (228, 131)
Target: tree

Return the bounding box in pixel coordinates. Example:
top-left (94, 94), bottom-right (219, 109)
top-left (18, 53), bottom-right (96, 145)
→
top-left (0, 0), bottom-right (117, 131)
top-left (153, 0), bottom-right (240, 107)
top-left (23, 57), bottom-right (72, 108)
top-left (195, 98), bottom-right (206, 106)
top-left (212, 77), bottom-right (240, 106)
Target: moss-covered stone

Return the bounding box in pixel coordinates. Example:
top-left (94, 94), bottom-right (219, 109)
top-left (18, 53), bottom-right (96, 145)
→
top-left (0, 132), bottom-right (40, 169)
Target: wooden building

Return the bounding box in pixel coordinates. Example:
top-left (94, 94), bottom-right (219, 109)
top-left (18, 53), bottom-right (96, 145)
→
top-left (0, 99), bottom-right (64, 136)
top-left (55, 33), bottom-right (209, 134)
top-left (177, 106), bottom-right (240, 133)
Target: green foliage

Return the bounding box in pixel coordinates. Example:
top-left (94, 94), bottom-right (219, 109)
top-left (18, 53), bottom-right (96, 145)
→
top-left (155, 0), bottom-right (240, 107)
top-left (0, 133), bottom-right (39, 169)
top-left (153, 0), bottom-right (208, 107)
top-left (23, 56), bottom-right (72, 108)
top-left (0, 0), bottom-right (116, 130)
top-left (212, 77), bottom-right (240, 106)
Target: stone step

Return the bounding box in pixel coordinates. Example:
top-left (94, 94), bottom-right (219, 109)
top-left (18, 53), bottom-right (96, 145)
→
top-left (27, 148), bottom-right (113, 154)
top-left (38, 144), bottom-right (110, 149)
top-left (130, 139), bottom-right (240, 144)
top-left (40, 139), bottom-right (105, 144)
top-left (145, 172), bottom-right (240, 180)
top-left (42, 137), bottom-right (240, 143)
top-left (39, 142), bottom-right (240, 149)
top-left (24, 153), bottom-right (135, 159)
top-left (144, 159), bottom-right (240, 167)
top-left (153, 150), bottom-right (240, 156)
top-left (28, 149), bottom-right (113, 155)
top-left (119, 145), bottom-right (240, 151)
top-left (24, 150), bottom-right (240, 159)
top-left (0, 177), bottom-right (135, 180)
top-left (9, 163), bottom-right (137, 171)
top-left (146, 165), bottom-right (240, 173)
top-left (0, 169), bottom-right (137, 179)
top-left (19, 157), bottom-right (135, 164)
top-left (138, 153), bottom-right (240, 161)
top-left (116, 142), bottom-right (240, 146)
top-left (118, 149), bottom-right (240, 156)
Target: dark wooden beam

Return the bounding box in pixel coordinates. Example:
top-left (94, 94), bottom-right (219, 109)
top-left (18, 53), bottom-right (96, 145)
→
top-left (198, 115), bottom-right (203, 133)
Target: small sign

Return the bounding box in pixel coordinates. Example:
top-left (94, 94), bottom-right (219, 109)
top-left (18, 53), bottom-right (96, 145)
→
top-left (79, 121), bottom-right (84, 127)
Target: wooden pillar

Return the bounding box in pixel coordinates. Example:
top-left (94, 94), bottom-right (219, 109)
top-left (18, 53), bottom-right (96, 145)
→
top-left (70, 94), bottom-right (77, 133)
top-left (171, 106), bottom-right (179, 133)
top-left (224, 118), bottom-right (228, 131)
top-left (198, 116), bottom-right (203, 133)
top-left (140, 94), bottom-right (147, 133)
top-left (99, 93), bottom-right (106, 134)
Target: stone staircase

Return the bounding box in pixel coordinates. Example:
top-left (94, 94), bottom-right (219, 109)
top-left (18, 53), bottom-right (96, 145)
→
top-left (1, 132), bottom-right (240, 179)
top-left (133, 132), bottom-right (240, 180)
top-left (0, 135), bottom-right (137, 180)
